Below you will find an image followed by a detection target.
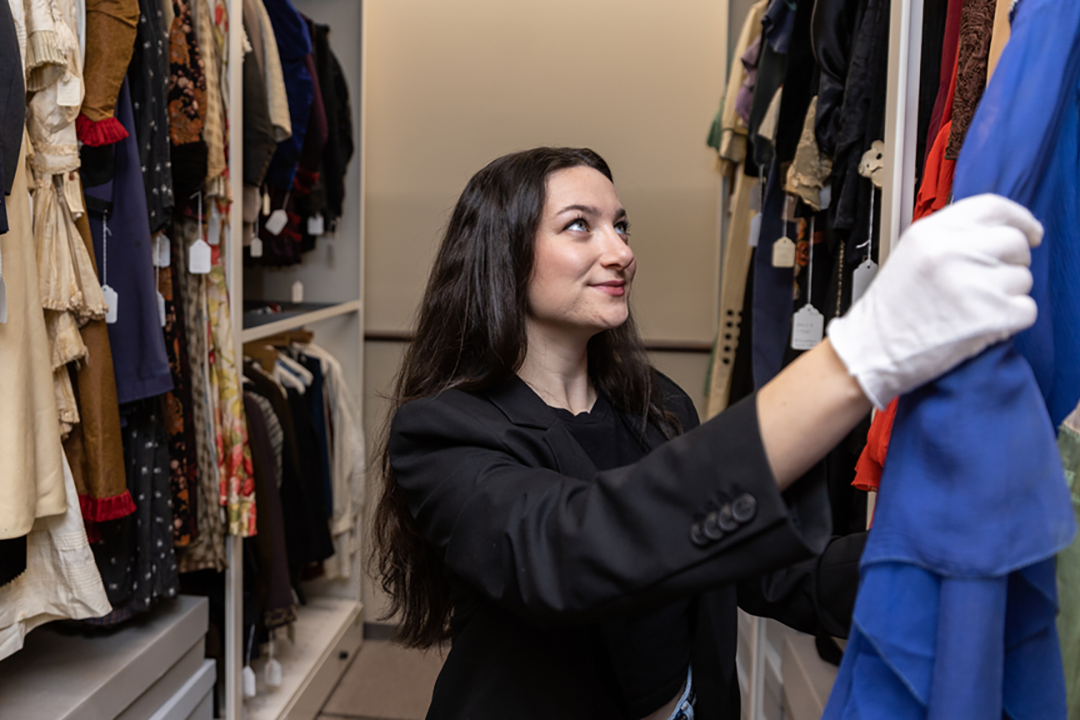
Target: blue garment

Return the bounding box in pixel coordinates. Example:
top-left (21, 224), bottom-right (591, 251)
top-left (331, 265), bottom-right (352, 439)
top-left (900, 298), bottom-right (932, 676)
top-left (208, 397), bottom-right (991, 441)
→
top-left (752, 159), bottom-right (795, 389)
top-left (761, 0), bottom-right (797, 54)
top-left (86, 79), bottom-right (173, 405)
top-left (300, 353), bottom-right (333, 519)
top-left (262, 0), bottom-right (313, 190)
top-left (823, 1), bottom-right (1079, 717)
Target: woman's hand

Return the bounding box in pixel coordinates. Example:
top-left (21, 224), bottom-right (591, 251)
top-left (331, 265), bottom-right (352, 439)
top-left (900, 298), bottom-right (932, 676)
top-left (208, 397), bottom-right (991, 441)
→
top-left (828, 193), bottom-right (1043, 408)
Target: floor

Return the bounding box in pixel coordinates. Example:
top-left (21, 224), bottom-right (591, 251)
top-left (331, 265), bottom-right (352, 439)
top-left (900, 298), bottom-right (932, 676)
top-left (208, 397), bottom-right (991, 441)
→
top-left (318, 637), bottom-right (446, 720)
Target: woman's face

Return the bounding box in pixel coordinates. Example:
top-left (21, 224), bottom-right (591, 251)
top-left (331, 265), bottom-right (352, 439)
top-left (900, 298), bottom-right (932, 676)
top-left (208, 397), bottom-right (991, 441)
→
top-left (526, 166), bottom-right (636, 341)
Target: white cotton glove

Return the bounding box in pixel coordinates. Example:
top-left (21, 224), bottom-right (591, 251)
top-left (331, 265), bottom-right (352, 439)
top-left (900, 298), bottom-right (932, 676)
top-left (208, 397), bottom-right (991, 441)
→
top-left (827, 193), bottom-right (1042, 409)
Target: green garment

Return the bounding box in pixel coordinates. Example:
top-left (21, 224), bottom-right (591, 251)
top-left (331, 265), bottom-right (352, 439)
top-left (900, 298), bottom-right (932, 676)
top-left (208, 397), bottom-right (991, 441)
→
top-left (1057, 404), bottom-right (1080, 719)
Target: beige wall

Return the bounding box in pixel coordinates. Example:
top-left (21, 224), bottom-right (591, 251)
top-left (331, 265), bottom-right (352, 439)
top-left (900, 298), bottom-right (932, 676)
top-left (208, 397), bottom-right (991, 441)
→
top-left (362, 0), bottom-right (729, 620)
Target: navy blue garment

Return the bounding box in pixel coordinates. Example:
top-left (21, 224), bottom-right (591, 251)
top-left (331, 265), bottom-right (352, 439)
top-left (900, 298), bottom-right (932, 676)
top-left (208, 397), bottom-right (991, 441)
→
top-left (751, 159), bottom-right (795, 389)
top-left (299, 353), bottom-right (333, 520)
top-left (761, 0), bottom-right (797, 54)
top-left (823, 1), bottom-right (1079, 717)
top-left (262, 0), bottom-right (313, 191)
top-left (86, 79), bottom-right (173, 405)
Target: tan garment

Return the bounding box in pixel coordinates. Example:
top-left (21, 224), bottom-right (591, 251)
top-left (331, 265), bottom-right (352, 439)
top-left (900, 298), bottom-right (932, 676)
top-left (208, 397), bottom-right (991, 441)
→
top-left (786, 97), bottom-right (833, 211)
top-left (0, 453), bottom-right (111, 661)
top-left (63, 209), bottom-right (128, 509)
top-left (706, 169), bottom-right (757, 419)
top-left (717, 0), bottom-right (769, 174)
top-left (986, 0), bottom-right (1012, 84)
top-left (245, 0), bottom-right (291, 142)
top-left (0, 139), bottom-right (67, 538)
top-left (194, 0), bottom-right (227, 195)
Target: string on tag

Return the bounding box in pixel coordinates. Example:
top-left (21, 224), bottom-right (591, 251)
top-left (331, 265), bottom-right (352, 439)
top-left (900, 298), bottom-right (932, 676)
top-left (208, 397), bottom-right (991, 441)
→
top-left (857, 186), bottom-right (876, 262)
top-left (807, 216), bottom-right (815, 305)
top-left (246, 624), bottom-right (256, 668)
top-left (102, 211), bottom-right (110, 287)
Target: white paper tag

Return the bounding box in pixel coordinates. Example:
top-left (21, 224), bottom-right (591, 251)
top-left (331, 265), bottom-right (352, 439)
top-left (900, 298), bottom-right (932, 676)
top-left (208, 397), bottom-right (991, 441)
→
top-left (208, 204), bottom-right (221, 245)
top-left (851, 258), bottom-right (879, 305)
top-left (307, 214), bottom-right (324, 236)
top-left (250, 236), bottom-right (263, 257)
top-left (748, 214), bottom-right (762, 247)
top-left (103, 284), bottom-right (119, 324)
top-left (771, 236), bottom-right (796, 268)
top-left (157, 291), bottom-right (167, 327)
top-left (265, 658), bottom-right (283, 687)
top-left (819, 184), bottom-right (832, 211)
top-left (262, 191), bottom-right (271, 216)
top-left (748, 183), bottom-right (763, 213)
top-left (291, 280), bottom-right (304, 304)
top-left (265, 209), bottom-right (288, 236)
top-left (154, 235), bottom-right (171, 267)
top-left (782, 196), bottom-right (799, 223)
top-left (242, 666), bottom-right (257, 698)
top-left (791, 304), bottom-right (825, 350)
top-left (0, 274), bottom-right (7, 324)
top-left (189, 239), bottom-right (212, 274)
top-left (57, 73), bottom-right (82, 107)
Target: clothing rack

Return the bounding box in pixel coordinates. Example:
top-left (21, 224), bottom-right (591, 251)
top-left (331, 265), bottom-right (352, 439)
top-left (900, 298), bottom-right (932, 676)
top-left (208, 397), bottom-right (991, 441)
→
top-left (221, 0), bottom-right (367, 717)
top-left (735, 0), bottom-right (923, 717)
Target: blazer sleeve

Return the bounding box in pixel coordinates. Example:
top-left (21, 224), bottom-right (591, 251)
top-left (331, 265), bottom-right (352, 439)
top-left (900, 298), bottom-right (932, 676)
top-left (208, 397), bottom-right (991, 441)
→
top-left (389, 388), bottom-right (833, 625)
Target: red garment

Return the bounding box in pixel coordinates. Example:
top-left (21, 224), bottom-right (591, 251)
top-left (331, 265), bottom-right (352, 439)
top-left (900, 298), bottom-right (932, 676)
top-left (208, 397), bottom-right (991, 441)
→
top-left (925, 0), bottom-right (965, 155)
top-left (914, 120), bottom-right (957, 220)
top-left (853, 399), bottom-right (898, 492)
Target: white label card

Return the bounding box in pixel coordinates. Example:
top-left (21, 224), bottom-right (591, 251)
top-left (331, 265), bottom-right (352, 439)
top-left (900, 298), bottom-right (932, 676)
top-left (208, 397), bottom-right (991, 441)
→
top-left (0, 274), bottom-right (7, 324)
top-left (748, 214), bottom-right (762, 248)
top-left (791, 304), bottom-right (825, 350)
top-left (242, 666), bottom-right (257, 698)
top-left (250, 236), bottom-right (263, 257)
top-left (189, 239), bottom-right (212, 274)
top-left (307, 214), bottom-right (324, 236)
top-left (772, 236), bottom-right (796, 268)
top-left (265, 209), bottom-right (288, 236)
top-left (291, 280), bottom-right (304, 304)
top-left (103, 285), bottom-right (119, 324)
top-left (851, 258), bottom-right (879, 305)
top-left (154, 235), bottom-right (171, 268)
top-left (748, 183), bottom-right (763, 213)
top-left (57, 74), bottom-right (82, 107)
top-left (819, 184), bottom-right (833, 211)
top-left (208, 205), bottom-right (222, 245)
top-left (265, 658), bottom-right (283, 687)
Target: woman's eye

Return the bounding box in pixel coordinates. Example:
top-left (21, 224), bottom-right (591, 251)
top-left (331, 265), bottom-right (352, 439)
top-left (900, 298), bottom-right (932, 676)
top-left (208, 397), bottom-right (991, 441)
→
top-left (615, 221), bottom-right (631, 236)
top-left (565, 217), bottom-right (588, 232)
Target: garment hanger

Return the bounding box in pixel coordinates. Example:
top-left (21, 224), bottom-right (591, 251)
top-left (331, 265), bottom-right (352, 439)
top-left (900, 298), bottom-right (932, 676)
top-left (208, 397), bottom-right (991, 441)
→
top-left (276, 354), bottom-right (314, 386)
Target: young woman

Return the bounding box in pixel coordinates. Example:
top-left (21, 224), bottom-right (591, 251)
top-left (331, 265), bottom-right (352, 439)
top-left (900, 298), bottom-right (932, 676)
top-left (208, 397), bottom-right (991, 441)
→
top-left (373, 148), bottom-right (1041, 719)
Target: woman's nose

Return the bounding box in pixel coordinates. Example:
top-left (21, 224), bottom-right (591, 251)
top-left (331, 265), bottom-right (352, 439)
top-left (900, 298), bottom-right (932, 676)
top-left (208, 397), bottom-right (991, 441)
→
top-left (601, 228), bottom-right (634, 269)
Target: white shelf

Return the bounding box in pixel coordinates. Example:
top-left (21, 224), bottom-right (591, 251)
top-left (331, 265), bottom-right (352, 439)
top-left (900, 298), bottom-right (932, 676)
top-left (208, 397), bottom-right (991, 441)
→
top-left (241, 300), bottom-right (362, 343)
top-left (244, 597), bottom-right (362, 720)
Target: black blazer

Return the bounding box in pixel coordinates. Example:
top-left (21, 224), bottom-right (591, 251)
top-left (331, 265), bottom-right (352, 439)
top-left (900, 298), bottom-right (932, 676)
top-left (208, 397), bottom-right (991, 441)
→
top-left (389, 375), bottom-right (864, 719)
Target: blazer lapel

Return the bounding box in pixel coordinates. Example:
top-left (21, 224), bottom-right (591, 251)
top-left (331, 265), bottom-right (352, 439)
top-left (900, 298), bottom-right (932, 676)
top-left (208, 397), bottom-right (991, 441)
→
top-left (484, 376), bottom-right (598, 482)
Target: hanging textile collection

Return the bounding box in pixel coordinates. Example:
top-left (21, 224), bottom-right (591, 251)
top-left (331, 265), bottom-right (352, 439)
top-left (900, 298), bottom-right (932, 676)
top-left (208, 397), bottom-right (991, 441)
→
top-left (707, 0), bottom-right (1080, 716)
top-left (0, 0), bottom-right (360, 667)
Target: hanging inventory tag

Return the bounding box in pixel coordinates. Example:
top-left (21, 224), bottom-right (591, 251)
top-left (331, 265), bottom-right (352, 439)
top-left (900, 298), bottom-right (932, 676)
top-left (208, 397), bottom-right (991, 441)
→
top-left (250, 236), bottom-right (263, 257)
top-left (154, 235), bottom-right (171, 268)
top-left (307, 214), bottom-right (325, 236)
top-left (0, 273), bottom-right (7, 324)
top-left (103, 285), bottom-right (119, 324)
top-left (265, 658), bottom-right (282, 687)
top-left (748, 183), bottom-right (763, 213)
top-left (771, 236), bottom-right (796, 268)
top-left (819, 184), bottom-right (833, 211)
top-left (291, 280), bottom-right (304, 304)
top-left (189, 239), bottom-right (212, 274)
top-left (851, 258), bottom-right (879, 305)
top-left (242, 666), bottom-right (257, 698)
top-left (157, 291), bottom-right (167, 327)
top-left (265, 209), bottom-right (288, 236)
top-left (748, 214), bottom-right (762, 247)
top-left (791, 304), bottom-right (824, 350)
top-left (782, 196), bottom-right (799, 222)
top-left (208, 204), bottom-right (222, 245)
top-left (57, 73), bottom-right (82, 107)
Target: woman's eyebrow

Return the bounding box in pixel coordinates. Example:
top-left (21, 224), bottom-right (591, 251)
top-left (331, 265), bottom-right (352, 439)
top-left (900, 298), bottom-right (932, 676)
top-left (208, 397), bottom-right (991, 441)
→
top-left (556, 204), bottom-right (628, 220)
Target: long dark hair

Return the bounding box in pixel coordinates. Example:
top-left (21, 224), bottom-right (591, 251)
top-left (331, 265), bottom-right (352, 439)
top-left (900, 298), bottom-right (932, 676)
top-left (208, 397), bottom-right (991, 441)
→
top-left (372, 147), bottom-right (681, 648)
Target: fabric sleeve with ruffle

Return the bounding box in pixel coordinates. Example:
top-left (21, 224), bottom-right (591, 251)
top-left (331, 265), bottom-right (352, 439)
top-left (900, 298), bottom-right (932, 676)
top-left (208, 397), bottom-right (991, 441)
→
top-left (78, 0), bottom-right (139, 146)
